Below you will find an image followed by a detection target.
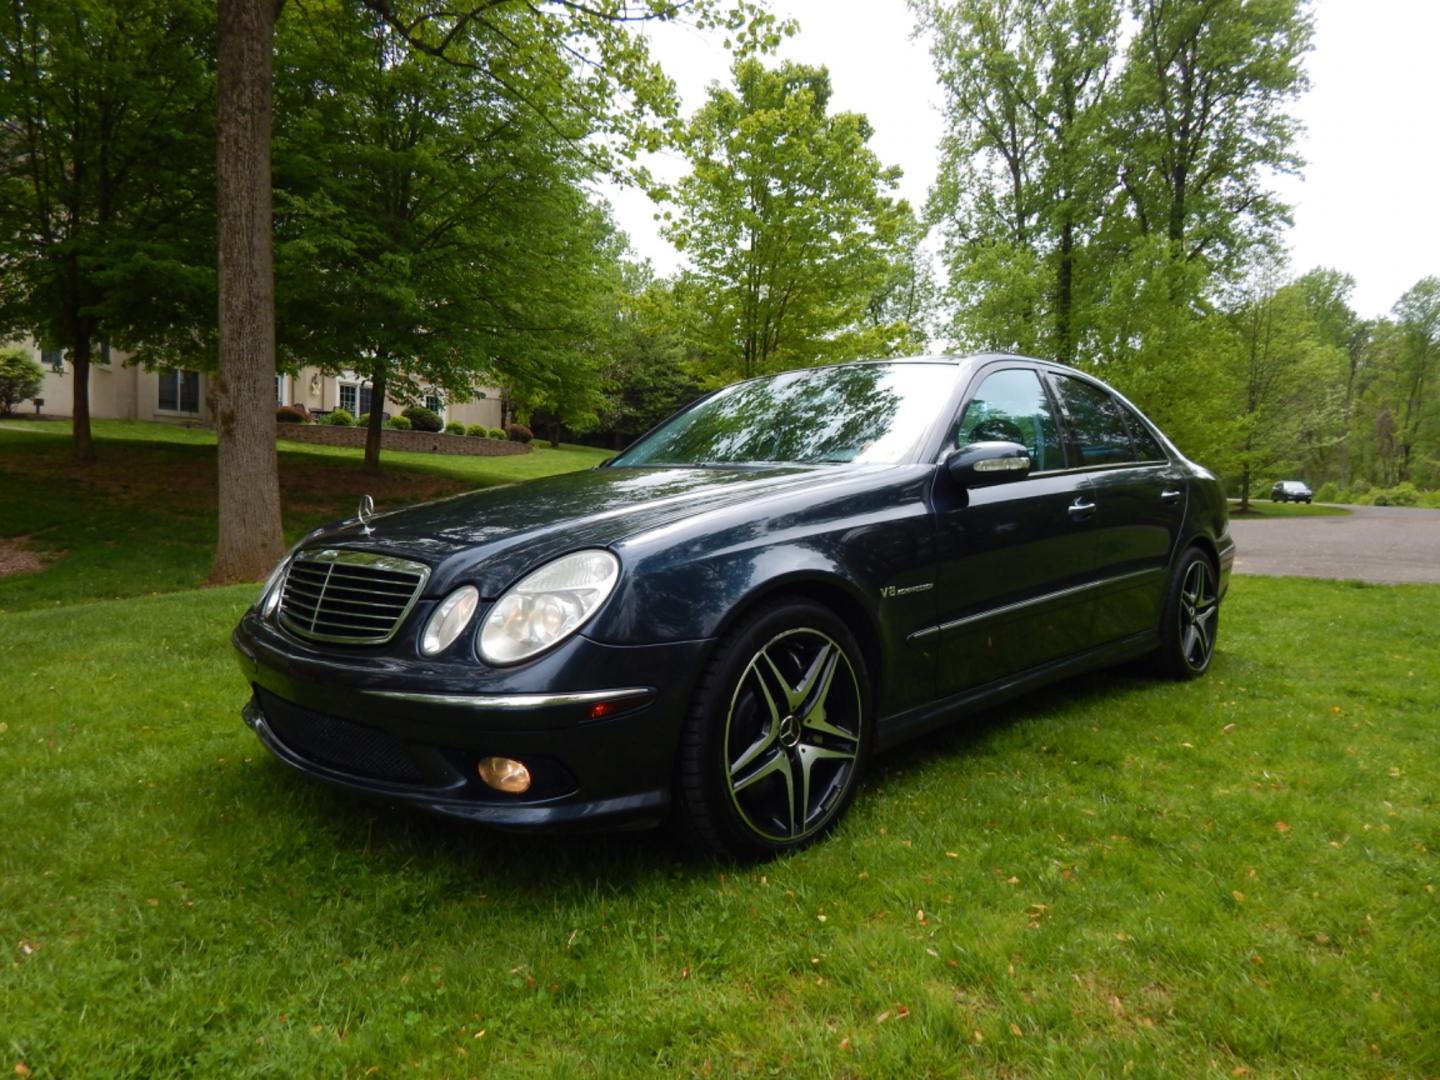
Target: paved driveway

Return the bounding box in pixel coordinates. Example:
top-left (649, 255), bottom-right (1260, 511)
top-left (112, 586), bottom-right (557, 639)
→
top-left (1229, 504), bottom-right (1440, 584)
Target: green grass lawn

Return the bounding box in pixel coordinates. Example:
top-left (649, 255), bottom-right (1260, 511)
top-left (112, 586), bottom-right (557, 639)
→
top-left (1227, 498), bottom-right (1351, 518)
top-left (0, 421), bottom-right (610, 612)
top-left (2, 576), bottom-right (1436, 1077)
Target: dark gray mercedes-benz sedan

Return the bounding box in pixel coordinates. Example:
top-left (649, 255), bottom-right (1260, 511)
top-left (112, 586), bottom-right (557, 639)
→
top-left (233, 354), bottom-right (1234, 859)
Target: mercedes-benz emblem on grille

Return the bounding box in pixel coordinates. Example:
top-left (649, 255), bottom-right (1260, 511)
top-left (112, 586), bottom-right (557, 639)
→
top-left (357, 493), bottom-right (375, 532)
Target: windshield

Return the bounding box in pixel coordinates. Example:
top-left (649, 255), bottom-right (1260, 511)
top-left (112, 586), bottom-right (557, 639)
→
top-left (610, 362), bottom-right (958, 468)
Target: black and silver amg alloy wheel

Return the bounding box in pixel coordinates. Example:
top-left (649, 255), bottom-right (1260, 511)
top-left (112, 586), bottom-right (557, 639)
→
top-left (678, 600), bottom-right (871, 859)
top-left (1155, 547), bottom-right (1220, 679)
top-left (723, 627), bottom-right (863, 842)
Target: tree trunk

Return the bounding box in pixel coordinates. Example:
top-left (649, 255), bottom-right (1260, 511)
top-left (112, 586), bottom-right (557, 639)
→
top-left (210, 0), bottom-right (285, 584)
top-left (1238, 463), bottom-right (1251, 513)
top-left (70, 330), bottom-right (95, 466)
top-left (1055, 217), bottom-right (1074, 367)
top-left (363, 365), bottom-right (387, 475)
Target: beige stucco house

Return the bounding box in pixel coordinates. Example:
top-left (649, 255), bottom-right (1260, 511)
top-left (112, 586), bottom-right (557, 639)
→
top-left (17, 341), bottom-right (504, 430)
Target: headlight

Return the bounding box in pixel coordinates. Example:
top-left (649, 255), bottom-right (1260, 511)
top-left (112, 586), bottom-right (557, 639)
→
top-left (478, 550), bottom-right (620, 665)
top-left (421, 585), bottom-right (480, 656)
top-left (256, 552), bottom-right (293, 617)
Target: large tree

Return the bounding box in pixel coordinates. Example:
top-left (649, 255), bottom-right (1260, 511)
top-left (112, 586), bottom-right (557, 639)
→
top-left (915, 0), bottom-right (1120, 364)
top-left (663, 58), bottom-right (922, 380)
top-left (273, 2), bottom-right (628, 472)
top-left (210, 0), bottom-right (782, 581)
top-left (0, 0), bottom-right (213, 465)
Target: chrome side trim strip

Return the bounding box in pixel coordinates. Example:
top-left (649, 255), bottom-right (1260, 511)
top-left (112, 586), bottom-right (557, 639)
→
top-left (908, 566), bottom-right (1164, 643)
top-left (363, 687), bottom-right (652, 710)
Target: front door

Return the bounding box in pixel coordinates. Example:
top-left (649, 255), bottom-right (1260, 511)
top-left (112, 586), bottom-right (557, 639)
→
top-left (928, 365), bottom-right (1100, 697)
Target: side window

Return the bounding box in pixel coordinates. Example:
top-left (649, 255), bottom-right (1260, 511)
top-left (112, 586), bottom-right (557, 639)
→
top-left (1118, 402), bottom-right (1167, 462)
top-left (1049, 374), bottom-right (1137, 467)
top-left (955, 368), bottom-right (1065, 472)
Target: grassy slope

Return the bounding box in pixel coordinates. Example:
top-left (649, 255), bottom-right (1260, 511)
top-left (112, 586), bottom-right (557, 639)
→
top-left (0, 423), bottom-right (610, 612)
top-left (1, 577), bottom-right (1436, 1078)
top-left (1227, 499), bottom-right (1351, 518)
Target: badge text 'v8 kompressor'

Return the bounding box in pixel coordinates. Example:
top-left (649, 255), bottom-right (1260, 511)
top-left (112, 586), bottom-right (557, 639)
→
top-left (233, 355), bottom-right (1234, 859)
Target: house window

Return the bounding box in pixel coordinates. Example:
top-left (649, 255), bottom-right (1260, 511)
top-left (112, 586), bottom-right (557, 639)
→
top-left (158, 370), bottom-right (200, 413)
top-left (42, 346), bottom-right (63, 373)
top-left (274, 375), bottom-right (287, 406)
top-left (338, 382), bottom-right (373, 415)
top-left (424, 393), bottom-right (443, 414)
top-left (97, 341), bottom-right (111, 367)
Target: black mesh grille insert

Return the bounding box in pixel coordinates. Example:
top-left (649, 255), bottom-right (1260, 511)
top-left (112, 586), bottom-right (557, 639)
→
top-left (256, 688), bottom-right (426, 785)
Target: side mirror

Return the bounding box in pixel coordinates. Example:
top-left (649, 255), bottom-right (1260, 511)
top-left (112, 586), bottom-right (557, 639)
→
top-left (944, 440), bottom-right (1032, 487)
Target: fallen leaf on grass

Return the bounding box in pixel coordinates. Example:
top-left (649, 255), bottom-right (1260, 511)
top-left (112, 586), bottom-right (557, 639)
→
top-left (1232, 891), bottom-right (1245, 903)
top-left (839, 1038), bottom-right (852, 1051)
top-left (15, 1064), bottom-right (31, 1078)
top-left (1222, 723), bottom-right (1236, 733)
top-left (1274, 821), bottom-right (1290, 834)
top-left (1232, 1067), bottom-right (1250, 1076)
top-left (1009, 1023), bottom-right (1023, 1037)
top-left (1250, 954), bottom-right (1264, 965)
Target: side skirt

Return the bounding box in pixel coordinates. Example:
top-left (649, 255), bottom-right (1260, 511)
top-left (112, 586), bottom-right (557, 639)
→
top-left (874, 630), bottom-right (1158, 752)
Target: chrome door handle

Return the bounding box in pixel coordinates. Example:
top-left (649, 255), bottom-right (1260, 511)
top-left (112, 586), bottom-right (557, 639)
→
top-left (1069, 499), bottom-right (1097, 521)
top-left (1161, 488), bottom-right (1183, 505)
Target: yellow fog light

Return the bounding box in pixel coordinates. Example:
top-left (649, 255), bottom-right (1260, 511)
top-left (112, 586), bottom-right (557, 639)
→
top-left (478, 756), bottom-right (531, 794)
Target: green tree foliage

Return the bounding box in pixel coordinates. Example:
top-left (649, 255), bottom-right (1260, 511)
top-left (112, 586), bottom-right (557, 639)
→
top-left (0, 346), bottom-right (44, 414)
top-left (272, 1), bottom-right (628, 472)
top-left (596, 265), bottom-right (704, 446)
top-left (1389, 278), bottom-right (1440, 484)
top-left (663, 58), bottom-right (928, 381)
top-left (0, 0), bottom-right (213, 463)
top-left (917, 0), bottom-right (1313, 470)
top-left (915, 0), bottom-right (1119, 365)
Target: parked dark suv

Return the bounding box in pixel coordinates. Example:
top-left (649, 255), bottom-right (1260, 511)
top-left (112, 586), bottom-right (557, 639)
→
top-left (1270, 480), bottom-right (1313, 504)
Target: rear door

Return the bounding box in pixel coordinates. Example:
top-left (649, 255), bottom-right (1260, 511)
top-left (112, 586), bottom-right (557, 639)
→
top-left (1043, 372), bottom-right (1186, 643)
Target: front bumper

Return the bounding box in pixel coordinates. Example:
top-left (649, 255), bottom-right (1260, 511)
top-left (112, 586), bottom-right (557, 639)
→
top-left (233, 611), bottom-right (712, 832)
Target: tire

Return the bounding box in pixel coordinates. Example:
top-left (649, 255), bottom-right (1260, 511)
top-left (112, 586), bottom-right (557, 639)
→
top-left (675, 598), bottom-right (872, 860)
top-left (1152, 547), bottom-right (1220, 680)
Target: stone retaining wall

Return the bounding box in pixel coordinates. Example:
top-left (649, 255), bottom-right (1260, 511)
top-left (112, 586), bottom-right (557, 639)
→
top-left (277, 423), bottom-right (530, 456)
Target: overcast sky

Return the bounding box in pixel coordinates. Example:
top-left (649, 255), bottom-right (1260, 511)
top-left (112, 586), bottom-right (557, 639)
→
top-left (603, 0), bottom-right (1439, 324)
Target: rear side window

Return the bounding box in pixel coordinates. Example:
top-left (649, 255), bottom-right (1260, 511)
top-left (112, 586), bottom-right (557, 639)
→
top-left (1118, 402), bottom-right (1167, 462)
top-left (1049, 374), bottom-right (1137, 467)
top-left (955, 368), bottom-right (1065, 472)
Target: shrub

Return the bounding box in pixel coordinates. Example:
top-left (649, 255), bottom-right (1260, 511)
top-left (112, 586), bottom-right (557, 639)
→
top-left (388, 415), bottom-right (412, 430)
top-left (402, 405), bottom-right (443, 433)
top-left (325, 408), bottom-right (355, 426)
top-left (488, 427), bottom-right (508, 440)
top-left (1314, 481), bottom-right (1339, 504)
top-left (505, 422), bottom-right (534, 444)
top-left (1372, 482), bottom-right (1419, 507)
top-left (275, 405), bottom-right (308, 424)
top-left (464, 424), bottom-right (487, 437)
top-left (1349, 477), bottom-right (1372, 498)
top-left (0, 347), bottom-right (45, 415)
top-left (445, 421), bottom-right (466, 436)
top-left (355, 412), bottom-right (370, 428)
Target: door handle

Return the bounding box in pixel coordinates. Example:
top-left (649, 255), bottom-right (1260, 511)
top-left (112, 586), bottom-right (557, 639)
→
top-left (1069, 499), bottom-right (1097, 521)
top-left (1161, 488), bottom-right (1183, 506)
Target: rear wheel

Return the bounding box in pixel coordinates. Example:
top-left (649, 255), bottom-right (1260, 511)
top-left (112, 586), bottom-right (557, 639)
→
top-left (676, 599), bottom-right (871, 860)
top-left (1153, 548), bottom-right (1220, 679)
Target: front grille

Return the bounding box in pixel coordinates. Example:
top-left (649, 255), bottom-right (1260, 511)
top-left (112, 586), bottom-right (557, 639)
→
top-left (277, 549), bottom-right (429, 644)
top-left (257, 688), bottom-right (427, 785)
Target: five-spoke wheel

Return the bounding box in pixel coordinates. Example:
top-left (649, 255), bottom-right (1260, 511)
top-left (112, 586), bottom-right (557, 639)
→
top-left (677, 600), bottom-right (870, 859)
top-left (1155, 547), bottom-right (1220, 679)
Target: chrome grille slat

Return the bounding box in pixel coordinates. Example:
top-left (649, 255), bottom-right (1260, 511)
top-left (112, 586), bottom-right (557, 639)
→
top-left (276, 549), bottom-right (430, 645)
top-left (280, 583), bottom-right (408, 611)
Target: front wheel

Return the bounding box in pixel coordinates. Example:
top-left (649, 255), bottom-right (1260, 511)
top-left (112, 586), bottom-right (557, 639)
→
top-left (1152, 548), bottom-right (1220, 680)
top-left (675, 599), bottom-right (871, 860)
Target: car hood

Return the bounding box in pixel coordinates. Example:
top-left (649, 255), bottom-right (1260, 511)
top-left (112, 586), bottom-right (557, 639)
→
top-left (309, 464), bottom-right (861, 596)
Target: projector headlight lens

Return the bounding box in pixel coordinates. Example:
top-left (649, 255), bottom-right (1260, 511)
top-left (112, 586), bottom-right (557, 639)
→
top-left (420, 585), bottom-right (480, 657)
top-left (479, 550), bottom-right (619, 665)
